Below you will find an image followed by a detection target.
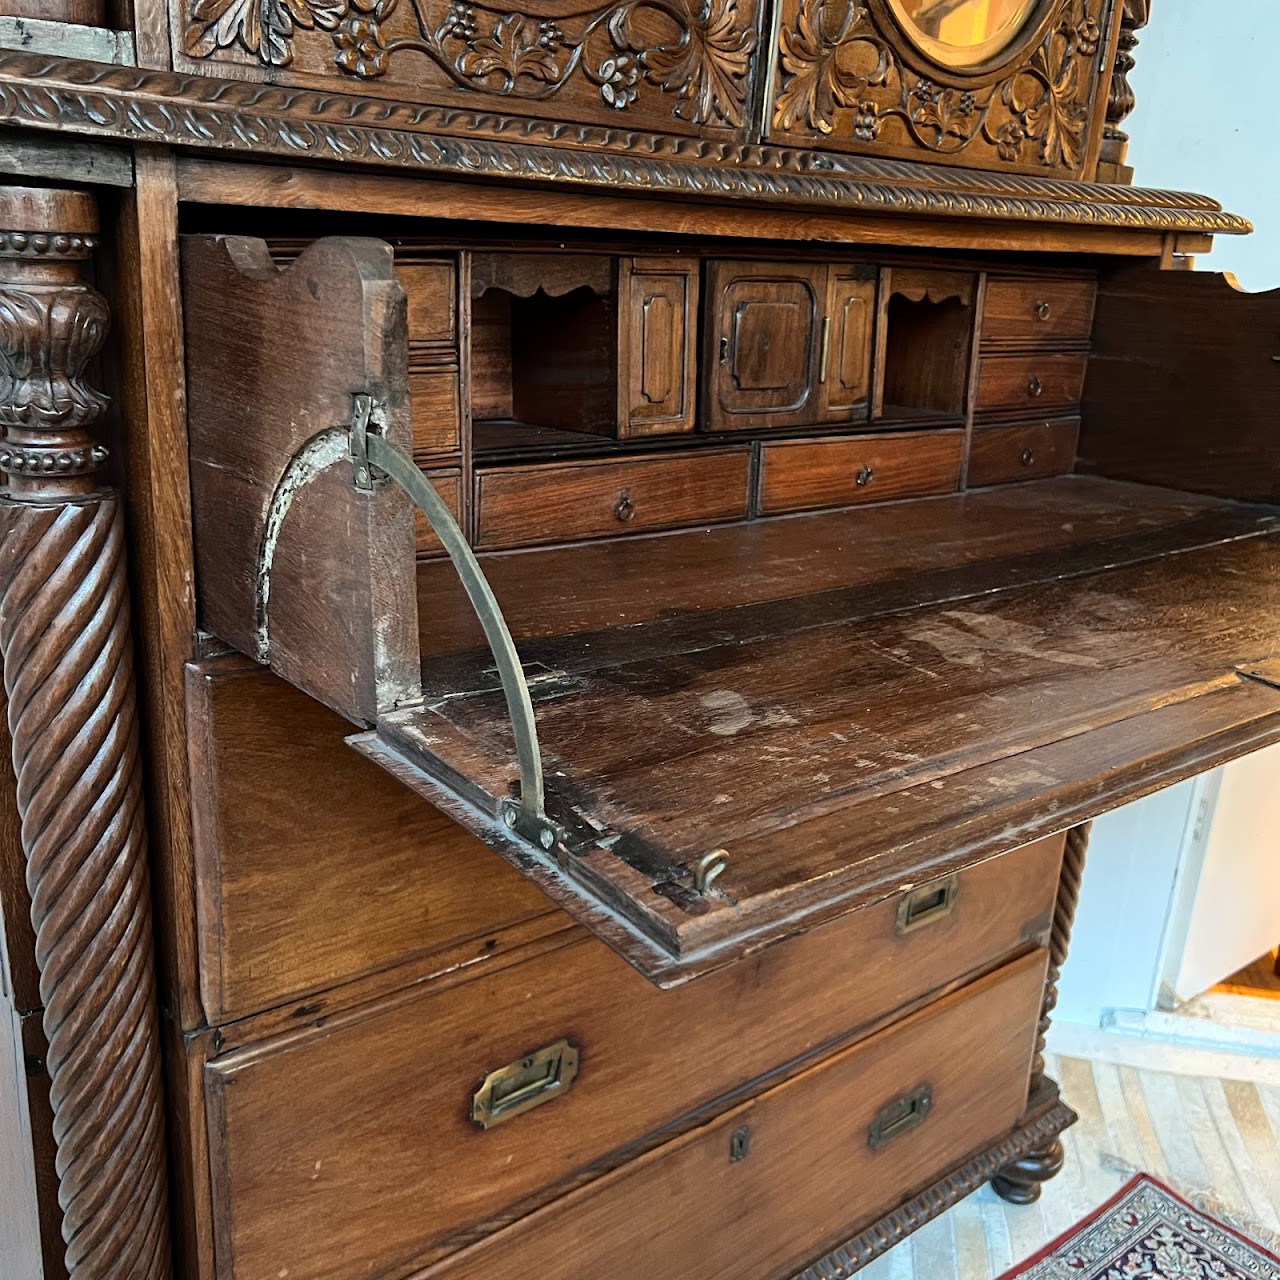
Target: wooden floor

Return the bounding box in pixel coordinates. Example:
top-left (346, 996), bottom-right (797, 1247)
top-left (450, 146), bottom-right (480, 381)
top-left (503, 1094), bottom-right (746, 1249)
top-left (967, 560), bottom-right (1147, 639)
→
top-left (1215, 949), bottom-right (1280, 999)
top-left (855, 1051), bottom-right (1280, 1280)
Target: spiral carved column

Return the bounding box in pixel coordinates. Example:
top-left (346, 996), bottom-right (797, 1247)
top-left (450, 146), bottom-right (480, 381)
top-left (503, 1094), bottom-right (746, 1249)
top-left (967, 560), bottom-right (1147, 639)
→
top-left (992, 822), bottom-right (1091, 1205)
top-left (0, 187), bottom-right (171, 1280)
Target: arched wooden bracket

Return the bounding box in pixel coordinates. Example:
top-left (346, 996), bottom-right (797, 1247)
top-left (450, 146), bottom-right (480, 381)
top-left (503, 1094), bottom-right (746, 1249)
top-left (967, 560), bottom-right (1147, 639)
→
top-left (348, 393), bottom-right (557, 853)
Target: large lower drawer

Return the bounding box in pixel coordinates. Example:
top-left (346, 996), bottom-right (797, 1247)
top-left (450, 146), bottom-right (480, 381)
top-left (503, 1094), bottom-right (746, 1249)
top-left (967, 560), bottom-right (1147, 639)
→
top-left (757, 429), bottom-right (962, 515)
top-left (420, 951), bottom-right (1046, 1280)
top-left (474, 449), bottom-right (751, 549)
top-left (204, 837), bottom-right (1062, 1280)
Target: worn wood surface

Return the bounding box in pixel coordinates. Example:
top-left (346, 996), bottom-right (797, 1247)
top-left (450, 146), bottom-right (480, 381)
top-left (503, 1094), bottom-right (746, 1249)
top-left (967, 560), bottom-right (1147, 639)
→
top-left (976, 352), bottom-right (1088, 415)
top-left (981, 277), bottom-right (1096, 349)
top-left (182, 234), bottom-right (420, 723)
top-left (205, 879), bottom-right (1053, 1280)
top-left (1081, 269), bottom-right (1280, 503)
top-left (407, 954), bottom-right (1046, 1280)
top-left (377, 481), bottom-right (1280, 982)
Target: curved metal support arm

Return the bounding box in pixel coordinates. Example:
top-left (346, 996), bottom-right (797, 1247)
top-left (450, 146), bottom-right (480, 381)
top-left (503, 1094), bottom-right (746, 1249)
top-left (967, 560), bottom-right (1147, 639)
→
top-left (362, 426), bottom-right (552, 845)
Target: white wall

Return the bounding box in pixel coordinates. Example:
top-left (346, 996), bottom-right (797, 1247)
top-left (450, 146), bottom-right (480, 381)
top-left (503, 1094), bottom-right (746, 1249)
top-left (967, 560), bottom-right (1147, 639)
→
top-left (1125, 0), bottom-right (1280, 289)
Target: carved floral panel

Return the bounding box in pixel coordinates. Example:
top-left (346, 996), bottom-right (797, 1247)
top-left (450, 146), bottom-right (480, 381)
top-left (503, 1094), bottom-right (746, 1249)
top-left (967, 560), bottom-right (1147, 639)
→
top-left (176, 0), bottom-right (762, 137)
top-left (768, 0), bottom-right (1114, 178)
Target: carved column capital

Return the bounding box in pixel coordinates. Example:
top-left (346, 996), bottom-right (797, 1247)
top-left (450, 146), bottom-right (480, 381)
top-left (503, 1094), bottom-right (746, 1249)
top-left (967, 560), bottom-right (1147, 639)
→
top-left (0, 184), bottom-right (172, 1280)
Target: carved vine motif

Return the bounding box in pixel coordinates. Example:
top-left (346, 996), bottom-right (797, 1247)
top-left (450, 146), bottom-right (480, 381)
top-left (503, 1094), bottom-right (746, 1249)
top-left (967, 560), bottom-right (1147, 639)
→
top-left (775, 0), bottom-right (1103, 169)
top-left (186, 0), bottom-right (755, 127)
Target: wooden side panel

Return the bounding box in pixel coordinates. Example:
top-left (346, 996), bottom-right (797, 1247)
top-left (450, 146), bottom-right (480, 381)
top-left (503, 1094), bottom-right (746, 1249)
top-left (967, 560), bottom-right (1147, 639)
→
top-left (185, 659), bottom-right (549, 1024)
top-left (617, 257), bottom-right (698, 437)
top-left (181, 235), bottom-right (420, 723)
top-left (704, 261), bottom-right (825, 431)
top-left (204, 843), bottom-right (1060, 1280)
top-left (1080, 269), bottom-right (1280, 503)
top-left (418, 954), bottom-right (1046, 1280)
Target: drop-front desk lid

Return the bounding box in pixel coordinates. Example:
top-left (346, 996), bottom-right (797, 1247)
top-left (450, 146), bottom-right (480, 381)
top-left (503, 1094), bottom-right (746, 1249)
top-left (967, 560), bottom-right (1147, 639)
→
top-left (349, 477), bottom-right (1280, 986)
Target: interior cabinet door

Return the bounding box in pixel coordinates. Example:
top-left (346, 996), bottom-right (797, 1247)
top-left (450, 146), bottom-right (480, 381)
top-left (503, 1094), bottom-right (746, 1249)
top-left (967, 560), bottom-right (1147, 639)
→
top-left (818, 267), bottom-right (876, 422)
top-left (705, 261), bottom-right (825, 431)
top-left (618, 258), bottom-right (698, 438)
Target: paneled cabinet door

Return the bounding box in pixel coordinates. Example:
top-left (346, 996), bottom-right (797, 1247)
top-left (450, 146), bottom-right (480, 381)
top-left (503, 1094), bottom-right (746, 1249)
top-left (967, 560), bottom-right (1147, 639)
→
top-left (618, 258), bottom-right (699, 438)
top-left (705, 260), bottom-right (826, 431)
top-left (818, 267), bottom-right (876, 422)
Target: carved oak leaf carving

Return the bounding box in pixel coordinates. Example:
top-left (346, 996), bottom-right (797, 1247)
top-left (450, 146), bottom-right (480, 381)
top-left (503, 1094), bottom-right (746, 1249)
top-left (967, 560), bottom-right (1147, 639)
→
top-left (186, 0), bottom-right (346, 66)
top-left (775, 0), bottom-right (887, 136)
top-left (458, 12), bottom-right (561, 88)
top-left (641, 0), bottom-right (755, 127)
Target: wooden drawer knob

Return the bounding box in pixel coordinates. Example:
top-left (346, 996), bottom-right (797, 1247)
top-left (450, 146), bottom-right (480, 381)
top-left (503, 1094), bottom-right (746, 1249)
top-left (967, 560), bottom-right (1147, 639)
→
top-left (855, 465), bottom-right (874, 487)
top-left (614, 491), bottom-right (636, 523)
top-left (1027, 376), bottom-right (1044, 398)
top-left (1035, 300), bottom-right (1052, 321)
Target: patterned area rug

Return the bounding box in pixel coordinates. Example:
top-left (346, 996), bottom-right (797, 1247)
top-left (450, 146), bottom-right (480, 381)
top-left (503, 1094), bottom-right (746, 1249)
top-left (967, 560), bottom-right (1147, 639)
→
top-left (1000, 1174), bottom-right (1280, 1279)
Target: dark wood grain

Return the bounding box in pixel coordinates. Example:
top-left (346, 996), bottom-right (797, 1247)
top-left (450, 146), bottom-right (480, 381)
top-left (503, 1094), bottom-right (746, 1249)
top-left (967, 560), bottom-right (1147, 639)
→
top-left (757, 429), bottom-right (962, 515)
top-left (409, 368), bottom-right (461, 460)
top-left (968, 420), bottom-right (1081, 486)
top-left (1080, 269), bottom-right (1280, 503)
top-left (181, 234), bottom-right (420, 724)
top-left (976, 352), bottom-right (1088, 414)
top-left (981, 277), bottom-right (1096, 349)
top-left (617, 256), bottom-right (698, 438)
top-left (397, 954), bottom-right (1046, 1280)
top-left (205, 895), bottom-right (1052, 1280)
top-left (474, 449), bottom-right (751, 550)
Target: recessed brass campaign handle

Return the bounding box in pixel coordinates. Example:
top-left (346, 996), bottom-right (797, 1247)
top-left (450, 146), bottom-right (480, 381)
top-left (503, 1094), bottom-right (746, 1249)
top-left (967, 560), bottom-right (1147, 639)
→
top-left (471, 1039), bottom-right (580, 1130)
top-left (869, 1084), bottom-right (932, 1149)
top-left (896, 876), bottom-right (958, 934)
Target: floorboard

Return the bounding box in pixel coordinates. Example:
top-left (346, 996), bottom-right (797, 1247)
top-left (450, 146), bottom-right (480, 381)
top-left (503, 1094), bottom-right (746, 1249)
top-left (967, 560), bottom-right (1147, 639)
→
top-left (852, 1051), bottom-right (1280, 1279)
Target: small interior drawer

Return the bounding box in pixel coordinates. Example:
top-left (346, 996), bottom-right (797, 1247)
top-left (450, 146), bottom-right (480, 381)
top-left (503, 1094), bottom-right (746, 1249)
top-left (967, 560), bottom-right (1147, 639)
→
top-left (968, 420), bottom-right (1081, 488)
top-left (982, 277), bottom-right (1096, 347)
top-left (409, 368), bottom-right (461, 460)
top-left (975, 353), bottom-right (1088, 414)
top-left (474, 450), bottom-right (751, 550)
top-left (414, 468), bottom-right (463, 557)
top-left (202, 836), bottom-right (1062, 1280)
top-left (399, 258), bottom-right (458, 351)
top-left (416, 951), bottom-right (1047, 1280)
top-left (757, 429), bottom-right (962, 515)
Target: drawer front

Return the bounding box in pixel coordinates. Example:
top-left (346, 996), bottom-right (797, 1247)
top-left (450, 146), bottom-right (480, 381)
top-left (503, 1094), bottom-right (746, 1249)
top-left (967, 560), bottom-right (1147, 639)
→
top-left (976, 353), bottom-right (1088, 415)
top-left (205, 836), bottom-right (1062, 1280)
top-left (187, 660), bottom-right (551, 1025)
top-left (982, 278), bottom-right (1096, 347)
top-left (414, 468), bottom-right (464, 557)
top-left (758, 430), bottom-right (962, 516)
top-left (409, 367), bottom-right (461, 459)
top-left (400, 259), bottom-right (458, 350)
top-left (420, 952), bottom-right (1046, 1280)
top-left (968, 421), bottom-right (1081, 488)
top-left (475, 451), bottom-right (751, 550)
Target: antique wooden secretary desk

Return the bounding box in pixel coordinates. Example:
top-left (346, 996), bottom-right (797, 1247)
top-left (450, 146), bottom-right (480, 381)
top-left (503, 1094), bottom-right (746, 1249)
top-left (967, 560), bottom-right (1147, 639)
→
top-left (3, 0), bottom-right (1280, 1277)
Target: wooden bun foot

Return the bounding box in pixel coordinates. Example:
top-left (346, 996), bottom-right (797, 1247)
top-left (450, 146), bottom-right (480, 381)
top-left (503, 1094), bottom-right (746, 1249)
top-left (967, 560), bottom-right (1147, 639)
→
top-left (991, 1139), bottom-right (1066, 1205)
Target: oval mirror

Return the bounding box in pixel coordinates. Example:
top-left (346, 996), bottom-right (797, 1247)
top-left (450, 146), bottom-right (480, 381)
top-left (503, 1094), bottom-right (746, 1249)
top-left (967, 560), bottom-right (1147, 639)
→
top-left (888, 0), bottom-right (1041, 69)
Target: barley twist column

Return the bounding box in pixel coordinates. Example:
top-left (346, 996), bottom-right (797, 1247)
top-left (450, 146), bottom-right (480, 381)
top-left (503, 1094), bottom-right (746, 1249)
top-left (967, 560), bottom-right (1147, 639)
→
top-left (0, 186), bottom-right (171, 1280)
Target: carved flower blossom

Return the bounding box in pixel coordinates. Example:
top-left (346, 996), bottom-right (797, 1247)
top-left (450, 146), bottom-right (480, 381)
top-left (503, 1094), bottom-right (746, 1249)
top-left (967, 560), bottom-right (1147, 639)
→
top-left (956, 91), bottom-right (978, 117)
top-left (996, 119), bottom-right (1026, 161)
top-left (1075, 17), bottom-right (1101, 54)
top-left (537, 19), bottom-right (562, 50)
top-left (852, 99), bottom-right (879, 142)
top-left (912, 78), bottom-right (940, 104)
top-left (334, 13), bottom-right (387, 76)
top-left (599, 53), bottom-right (639, 108)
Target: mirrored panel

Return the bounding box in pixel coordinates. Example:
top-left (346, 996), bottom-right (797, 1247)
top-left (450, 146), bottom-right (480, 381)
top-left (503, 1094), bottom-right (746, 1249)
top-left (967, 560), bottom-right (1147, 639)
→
top-left (889, 0), bottom-right (1040, 68)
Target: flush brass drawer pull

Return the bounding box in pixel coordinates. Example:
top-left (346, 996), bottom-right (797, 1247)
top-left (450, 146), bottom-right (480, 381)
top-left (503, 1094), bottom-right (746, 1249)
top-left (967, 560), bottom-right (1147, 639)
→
top-left (895, 875), bottom-right (958, 934)
top-left (471, 1039), bottom-right (580, 1130)
top-left (869, 1084), bottom-right (933, 1150)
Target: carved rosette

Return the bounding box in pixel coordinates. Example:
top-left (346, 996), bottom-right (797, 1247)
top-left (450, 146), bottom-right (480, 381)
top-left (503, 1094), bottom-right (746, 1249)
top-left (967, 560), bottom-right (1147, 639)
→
top-left (0, 186), bottom-right (172, 1280)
